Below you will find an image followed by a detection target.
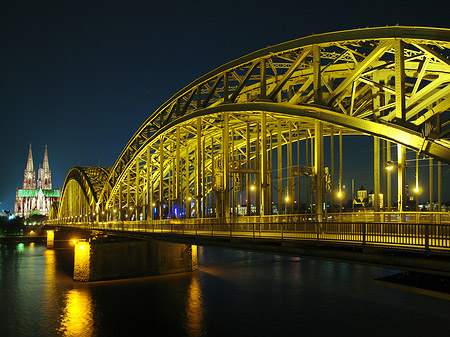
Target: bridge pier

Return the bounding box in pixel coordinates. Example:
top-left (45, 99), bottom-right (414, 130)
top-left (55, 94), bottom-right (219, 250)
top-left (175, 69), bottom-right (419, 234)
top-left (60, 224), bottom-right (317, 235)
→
top-left (73, 239), bottom-right (197, 282)
top-left (47, 230), bottom-right (54, 248)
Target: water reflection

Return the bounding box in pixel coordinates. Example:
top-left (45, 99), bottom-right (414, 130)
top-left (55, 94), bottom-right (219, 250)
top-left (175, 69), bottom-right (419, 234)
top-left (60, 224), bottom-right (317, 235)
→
top-left (58, 288), bottom-right (95, 336)
top-left (184, 274), bottom-right (204, 337)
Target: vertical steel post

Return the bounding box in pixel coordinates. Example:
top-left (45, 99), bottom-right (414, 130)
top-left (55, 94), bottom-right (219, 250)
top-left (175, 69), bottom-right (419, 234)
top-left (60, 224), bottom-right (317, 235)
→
top-left (415, 151), bottom-right (419, 211)
top-left (256, 122), bottom-right (261, 216)
top-left (185, 145), bottom-right (190, 219)
top-left (429, 157), bottom-right (433, 212)
top-left (202, 138), bottom-right (206, 218)
top-left (382, 140), bottom-right (386, 210)
top-left (246, 123), bottom-right (251, 216)
top-left (223, 113), bottom-right (230, 218)
top-left (159, 137), bottom-right (164, 220)
top-left (135, 157), bottom-right (139, 220)
top-left (277, 120), bottom-right (283, 214)
top-left (260, 58), bottom-right (266, 99)
top-left (127, 167), bottom-right (131, 219)
top-left (339, 129), bottom-right (343, 213)
top-left (196, 118), bottom-right (202, 218)
top-left (297, 124), bottom-right (301, 214)
top-left (311, 129), bottom-right (314, 213)
top-left (231, 129), bottom-right (235, 217)
top-left (223, 72), bottom-right (228, 102)
top-left (305, 130), bottom-right (309, 213)
top-left (118, 182), bottom-right (122, 221)
top-left (438, 160), bottom-right (441, 211)
top-left (261, 112), bottom-right (268, 215)
top-left (394, 39), bottom-right (406, 121)
top-left (374, 137), bottom-right (380, 212)
top-left (387, 141), bottom-right (392, 211)
top-left (211, 136), bottom-right (216, 218)
top-left (315, 121), bottom-right (324, 221)
top-left (146, 147), bottom-right (151, 221)
top-left (287, 122), bottom-right (292, 214)
top-left (397, 144), bottom-right (406, 213)
top-left (330, 126), bottom-right (335, 213)
top-left (268, 131), bottom-right (273, 213)
top-left (176, 127), bottom-right (180, 219)
top-left (313, 45), bottom-right (322, 104)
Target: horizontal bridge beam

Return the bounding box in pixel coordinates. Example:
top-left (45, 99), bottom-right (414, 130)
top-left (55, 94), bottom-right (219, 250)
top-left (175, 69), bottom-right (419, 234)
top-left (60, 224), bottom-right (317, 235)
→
top-left (177, 102), bottom-right (450, 165)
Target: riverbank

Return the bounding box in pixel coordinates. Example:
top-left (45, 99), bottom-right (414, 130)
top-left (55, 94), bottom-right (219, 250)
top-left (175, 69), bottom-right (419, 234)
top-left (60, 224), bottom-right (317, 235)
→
top-left (0, 235), bottom-right (46, 244)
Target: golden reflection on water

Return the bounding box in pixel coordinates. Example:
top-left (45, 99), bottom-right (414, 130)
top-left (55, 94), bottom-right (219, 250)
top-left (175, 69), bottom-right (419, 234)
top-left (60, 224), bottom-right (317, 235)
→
top-left (59, 288), bottom-right (95, 336)
top-left (44, 249), bottom-right (56, 292)
top-left (185, 274), bottom-right (204, 337)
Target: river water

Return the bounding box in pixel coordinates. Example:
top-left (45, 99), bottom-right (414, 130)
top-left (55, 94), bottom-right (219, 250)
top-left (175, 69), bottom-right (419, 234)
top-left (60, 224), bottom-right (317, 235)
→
top-left (0, 242), bottom-right (449, 337)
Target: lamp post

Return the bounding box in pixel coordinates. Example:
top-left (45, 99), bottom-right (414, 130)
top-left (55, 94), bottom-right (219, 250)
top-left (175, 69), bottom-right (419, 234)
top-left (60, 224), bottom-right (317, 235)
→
top-left (250, 184), bottom-right (256, 215)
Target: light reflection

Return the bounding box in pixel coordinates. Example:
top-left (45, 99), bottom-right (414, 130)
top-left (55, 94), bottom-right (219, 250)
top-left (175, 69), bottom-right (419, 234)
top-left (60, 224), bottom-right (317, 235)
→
top-left (59, 288), bottom-right (95, 336)
top-left (185, 275), bottom-right (204, 337)
top-left (43, 248), bottom-right (59, 329)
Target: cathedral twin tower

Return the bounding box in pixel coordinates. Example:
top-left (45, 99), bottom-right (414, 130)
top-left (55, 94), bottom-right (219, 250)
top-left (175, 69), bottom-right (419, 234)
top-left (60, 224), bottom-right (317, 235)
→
top-left (15, 144), bottom-right (60, 218)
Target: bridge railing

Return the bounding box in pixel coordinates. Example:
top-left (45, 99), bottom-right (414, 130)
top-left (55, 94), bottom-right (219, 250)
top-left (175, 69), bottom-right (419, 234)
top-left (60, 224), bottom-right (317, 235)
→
top-left (52, 216), bottom-right (450, 253)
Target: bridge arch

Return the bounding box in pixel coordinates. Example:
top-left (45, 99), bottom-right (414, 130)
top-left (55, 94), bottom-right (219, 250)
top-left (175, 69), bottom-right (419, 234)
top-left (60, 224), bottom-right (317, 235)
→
top-left (50, 26), bottom-right (450, 222)
top-left (55, 167), bottom-right (110, 221)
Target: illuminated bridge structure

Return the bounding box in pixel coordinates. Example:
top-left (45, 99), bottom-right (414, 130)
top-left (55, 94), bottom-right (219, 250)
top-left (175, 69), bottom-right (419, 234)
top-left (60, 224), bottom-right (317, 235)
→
top-left (49, 27), bottom-right (450, 275)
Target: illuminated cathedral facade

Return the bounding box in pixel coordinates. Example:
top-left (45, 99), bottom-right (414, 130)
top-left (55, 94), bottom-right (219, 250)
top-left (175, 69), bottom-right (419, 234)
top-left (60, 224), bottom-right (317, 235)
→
top-left (14, 144), bottom-right (60, 218)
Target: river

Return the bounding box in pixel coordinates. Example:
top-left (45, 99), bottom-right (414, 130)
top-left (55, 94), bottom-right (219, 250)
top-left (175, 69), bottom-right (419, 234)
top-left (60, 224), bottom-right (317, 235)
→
top-left (0, 242), bottom-right (449, 336)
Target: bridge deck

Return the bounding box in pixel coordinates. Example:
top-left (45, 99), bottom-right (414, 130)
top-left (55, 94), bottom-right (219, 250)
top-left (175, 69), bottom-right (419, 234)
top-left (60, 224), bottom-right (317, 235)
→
top-left (51, 216), bottom-right (450, 275)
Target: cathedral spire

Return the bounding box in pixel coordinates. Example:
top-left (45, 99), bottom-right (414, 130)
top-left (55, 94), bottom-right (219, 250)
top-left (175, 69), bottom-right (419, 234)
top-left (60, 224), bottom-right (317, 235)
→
top-left (26, 143), bottom-right (34, 171)
top-left (42, 144), bottom-right (49, 170)
top-left (22, 143), bottom-right (36, 190)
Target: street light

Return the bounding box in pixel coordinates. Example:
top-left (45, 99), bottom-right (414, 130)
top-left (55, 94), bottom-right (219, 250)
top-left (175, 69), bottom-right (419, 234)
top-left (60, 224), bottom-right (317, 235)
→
top-left (385, 160), bottom-right (395, 170)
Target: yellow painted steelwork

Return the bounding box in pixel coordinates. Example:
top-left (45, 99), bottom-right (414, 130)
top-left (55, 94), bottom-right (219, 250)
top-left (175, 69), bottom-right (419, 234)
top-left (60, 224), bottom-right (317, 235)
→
top-left (51, 27), bottom-right (450, 222)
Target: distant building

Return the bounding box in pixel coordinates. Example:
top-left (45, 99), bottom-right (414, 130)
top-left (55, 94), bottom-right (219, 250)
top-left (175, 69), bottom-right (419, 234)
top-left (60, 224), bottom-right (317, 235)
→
top-left (14, 144), bottom-right (60, 218)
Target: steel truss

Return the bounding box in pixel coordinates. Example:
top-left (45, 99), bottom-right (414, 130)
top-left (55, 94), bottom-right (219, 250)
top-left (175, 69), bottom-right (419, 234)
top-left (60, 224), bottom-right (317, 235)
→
top-left (54, 26), bottom-right (450, 222)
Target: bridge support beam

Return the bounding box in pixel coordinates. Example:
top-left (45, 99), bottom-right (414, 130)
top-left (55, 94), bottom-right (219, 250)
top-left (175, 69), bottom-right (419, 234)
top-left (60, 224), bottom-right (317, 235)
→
top-left (397, 144), bottom-right (406, 213)
top-left (374, 137), bottom-right (380, 213)
top-left (261, 112), bottom-right (269, 215)
top-left (220, 113), bottom-right (230, 218)
top-left (387, 141), bottom-right (392, 211)
top-left (277, 120), bottom-right (283, 214)
top-left (47, 230), bottom-right (54, 249)
top-left (315, 121), bottom-right (324, 219)
top-left (73, 239), bottom-right (197, 282)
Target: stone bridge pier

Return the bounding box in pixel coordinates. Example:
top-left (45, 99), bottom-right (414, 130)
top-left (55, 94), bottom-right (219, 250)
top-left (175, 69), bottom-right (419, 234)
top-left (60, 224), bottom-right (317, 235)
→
top-left (46, 229), bottom-right (197, 281)
top-left (73, 238), bottom-right (197, 282)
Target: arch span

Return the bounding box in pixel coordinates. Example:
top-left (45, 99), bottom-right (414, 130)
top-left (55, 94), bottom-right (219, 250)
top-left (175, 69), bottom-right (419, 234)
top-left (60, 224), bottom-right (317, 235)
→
top-left (55, 167), bottom-right (110, 221)
top-left (56, 26), bottom-right (450, 221)
top-left (103, 26), bottom-right (450, 200)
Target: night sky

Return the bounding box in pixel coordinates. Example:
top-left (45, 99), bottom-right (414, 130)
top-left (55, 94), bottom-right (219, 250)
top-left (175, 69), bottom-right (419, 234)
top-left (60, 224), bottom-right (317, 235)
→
top-left (2, 0), bottom-right (450, 211)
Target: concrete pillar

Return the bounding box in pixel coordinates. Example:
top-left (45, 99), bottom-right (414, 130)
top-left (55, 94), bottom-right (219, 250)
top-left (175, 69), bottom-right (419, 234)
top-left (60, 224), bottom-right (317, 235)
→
top-left (74, 240), bottom-right (91, 281)
top-left (47, 230), bottom-right (54, 249)
top-left (73, 240), bottom-right (197, 282)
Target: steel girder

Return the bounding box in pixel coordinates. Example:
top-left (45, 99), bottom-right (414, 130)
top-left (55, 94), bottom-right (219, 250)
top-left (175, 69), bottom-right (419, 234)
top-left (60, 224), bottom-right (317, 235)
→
top-left (92, 26), bottom-right (450, 210)
top-left (56, 166), bottom-right (110, 219)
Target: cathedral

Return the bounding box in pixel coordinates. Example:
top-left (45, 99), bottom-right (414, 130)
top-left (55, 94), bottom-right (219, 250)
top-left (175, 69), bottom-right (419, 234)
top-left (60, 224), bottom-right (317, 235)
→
top-left (14, 144), bottom-right (60, 218)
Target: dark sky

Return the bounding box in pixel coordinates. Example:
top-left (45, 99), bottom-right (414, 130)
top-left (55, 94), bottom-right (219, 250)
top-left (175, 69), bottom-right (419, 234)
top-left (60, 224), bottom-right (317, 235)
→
top-left (2, 0), bottom-right (450, 211)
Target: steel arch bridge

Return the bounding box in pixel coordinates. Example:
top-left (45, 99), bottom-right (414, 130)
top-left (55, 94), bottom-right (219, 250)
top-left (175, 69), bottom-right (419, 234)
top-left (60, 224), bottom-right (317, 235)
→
top-left (52, 26), bottom-right (450, 225)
